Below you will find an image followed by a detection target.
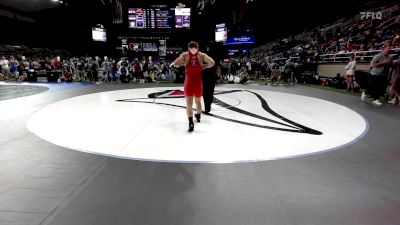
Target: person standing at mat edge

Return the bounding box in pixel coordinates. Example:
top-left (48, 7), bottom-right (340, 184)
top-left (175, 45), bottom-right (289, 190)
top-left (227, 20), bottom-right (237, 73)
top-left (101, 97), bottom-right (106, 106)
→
top-left (362, 45), bottom-right (392, 105)
top-left (203, 41), bottom-right (221, 114)
top-left (170, 41), bottom-right (216, 132)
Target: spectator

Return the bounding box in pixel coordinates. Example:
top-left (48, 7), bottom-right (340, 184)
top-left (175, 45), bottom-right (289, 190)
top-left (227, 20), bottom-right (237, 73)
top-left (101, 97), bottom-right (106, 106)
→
top-left (110, 59), bottom-right (118, 82)
top-left (347, 42), bottom-right (353, 52)
top-left (392, 33), bottom-right (400, 47)
top-left (32, 59), bottom-right (41, 70)
top-left (51, 57), bottom-right (62, 70)
top-left (101, 57), bottom-right (111, 81)
top-left (91, 57), bottom-right (100, 82)
top-left (142, 58), bottom-right (149, 79)
top-left (132, 58), bottom-right (142, 82)
top-left (388, 57), bottom-right (400, 105)
top-left (76, 59), bottom-right (86, 81)
top-left (9, 56), bottom-right (19, 80)
top-left (283, 59), bottom-right (294, 84)
top-left (331, 73), bottom-right (346, 89)
top-left (119, 64), bottom-right (129, 83)
top-left (18, 71), bottom-right (28, 81)
top-left (0, 56), bottom-right (10, 78)
top-left (363, 46), bottom-right (392, 106)
top-left (20, 56), bottom-right (30, 73)
top-left (345, 54), bottom-right (357, 91)
top-left (63, 62), bottom-right (73, 82)
top-left (246, 60), bottom-right (252, 76)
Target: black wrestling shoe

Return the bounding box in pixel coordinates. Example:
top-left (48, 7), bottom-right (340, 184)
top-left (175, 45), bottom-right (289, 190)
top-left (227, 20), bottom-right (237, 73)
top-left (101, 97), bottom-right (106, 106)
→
top-left (195, 113), bottom-right (201, 123)
top-left (188, 122), bottom-right (194, 132)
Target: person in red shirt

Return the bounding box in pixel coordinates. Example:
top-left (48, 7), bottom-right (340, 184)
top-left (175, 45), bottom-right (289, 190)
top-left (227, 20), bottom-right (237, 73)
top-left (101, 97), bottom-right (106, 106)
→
top-left (170, 41), bottom-right (215, 132)
top-left (51, 57), bottom-right (62, 70)
top-left (132, 58), bottom-right (142, 82)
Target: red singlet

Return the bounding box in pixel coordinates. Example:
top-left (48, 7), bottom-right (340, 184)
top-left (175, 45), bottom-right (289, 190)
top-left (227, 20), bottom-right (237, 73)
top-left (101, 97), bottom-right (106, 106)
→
top-left (184, 51), bottom-right (203, 97)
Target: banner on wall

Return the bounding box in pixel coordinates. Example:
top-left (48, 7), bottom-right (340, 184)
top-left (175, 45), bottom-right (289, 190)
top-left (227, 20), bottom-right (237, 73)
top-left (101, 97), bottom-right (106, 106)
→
top-left (142, 43), bottom-right (158, 52)
top-left (159, 40), bottom-right (167, 56)
top-left (129, 43), bottom-right (142, 52)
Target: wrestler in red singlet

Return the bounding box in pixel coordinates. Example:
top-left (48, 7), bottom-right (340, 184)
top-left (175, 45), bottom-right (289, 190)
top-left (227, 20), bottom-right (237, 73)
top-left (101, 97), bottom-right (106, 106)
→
top-left (170, 41), bottom-right (215, 132)
top-left (184, 51), bottom-right (203, 97)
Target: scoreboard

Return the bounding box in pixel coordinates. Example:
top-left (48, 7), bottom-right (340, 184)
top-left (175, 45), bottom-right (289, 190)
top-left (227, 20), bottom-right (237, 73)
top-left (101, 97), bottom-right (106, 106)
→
top-left (128, 7), bottom-right (190, 29)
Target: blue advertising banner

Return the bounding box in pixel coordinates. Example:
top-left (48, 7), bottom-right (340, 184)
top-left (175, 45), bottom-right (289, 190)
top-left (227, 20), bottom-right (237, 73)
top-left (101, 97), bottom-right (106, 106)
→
top-left (224, 36), bottom-right (255, 45)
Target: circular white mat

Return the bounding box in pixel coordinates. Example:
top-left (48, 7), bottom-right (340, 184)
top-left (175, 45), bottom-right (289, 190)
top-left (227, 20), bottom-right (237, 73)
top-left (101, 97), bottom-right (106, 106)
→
top-left (27, 87), bottom-right (368, 163)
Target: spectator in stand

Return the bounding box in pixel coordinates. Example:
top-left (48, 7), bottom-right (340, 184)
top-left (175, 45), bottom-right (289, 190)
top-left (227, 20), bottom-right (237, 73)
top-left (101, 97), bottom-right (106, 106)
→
top-left (85, 59), bottom-right (92, 80)
top-left (31, 59), bottom-right (41, 71)
top-left (63, 62), bottom-right (73, 82)
top-left (362, 46), bottom-right (392, 106)
top-left (389, 53), bottom-right (400, 105)
top-left (51, 57), bottom-right (62, 70)
top-left (18, 71), bottom-right (28, 81)
top-left (20, 56), bottom-right (29, 74)
top-left (9, 56), bottom-right (19, 80)
top-left (231, 60), bottom-right (238, 76)
top-left (119, 64), bottom-right (130, 83)
top-left (239, 66), bottom-right (249, 84)
top-left (331, 73), bottom-right (346, 89)
top-left (133, 58), bottom-right (142, 82)
top-left (389, 55), bottom-right (400, 104)
top-left (283, 59), bottom-right (294, 84)
top-left (269, 61), bottom-right (280, 85)
top-left (110, 59), bottom-right (118, 82)
top-left (246, 60), bottom-right (252, 77)
top-left (76, 59), bottom-right (86, 81)
top-left (347, 42), bottom-right (353, 52)
top-left (101, 57), bottom-right (111, 81)
top-left (0, 56), bottom-right (10, 78)
top-left (388, 56), bottom-right (400, 105)
top-left (69, 58), bottom-right (76, 79)
top-left (392, 33), bottom-right (399, 47)
top-left (345, 54), bottom-right (357, 91)
top-left (91, 57), bottom-right (100, 82)
top-left (142, 58), bottom-right (149, 79)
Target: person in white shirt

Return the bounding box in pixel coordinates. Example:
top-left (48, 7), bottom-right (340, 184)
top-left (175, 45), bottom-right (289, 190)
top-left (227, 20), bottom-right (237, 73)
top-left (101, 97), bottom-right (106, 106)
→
top-left (246, 61), bottom-right (252, 75)
top-left (345, 54), bottom-right (357, 91)
top-left (0, 56), bottom-right (10, 78)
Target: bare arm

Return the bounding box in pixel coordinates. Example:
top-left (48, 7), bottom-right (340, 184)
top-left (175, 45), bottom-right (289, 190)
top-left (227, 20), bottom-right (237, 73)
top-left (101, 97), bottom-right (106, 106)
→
top-left (345, 62), bottom-right (351, 70)
top-left (202, 53), bottom-right (215, 69)
top-left (170, 53), bottom-right (186, 68)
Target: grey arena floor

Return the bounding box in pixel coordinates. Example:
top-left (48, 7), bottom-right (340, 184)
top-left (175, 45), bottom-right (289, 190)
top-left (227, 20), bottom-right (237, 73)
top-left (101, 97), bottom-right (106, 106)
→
top-left (1, 82), bottom-right (400, 225)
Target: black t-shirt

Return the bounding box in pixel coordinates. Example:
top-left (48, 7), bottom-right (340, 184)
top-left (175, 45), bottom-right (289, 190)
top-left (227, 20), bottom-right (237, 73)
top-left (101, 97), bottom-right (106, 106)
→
top-left (204, 50), bottom-right (220, 74)
top-left (143, 62), bottom-right (149, 72)
top-left (40, 60), bottom-right (46, 70)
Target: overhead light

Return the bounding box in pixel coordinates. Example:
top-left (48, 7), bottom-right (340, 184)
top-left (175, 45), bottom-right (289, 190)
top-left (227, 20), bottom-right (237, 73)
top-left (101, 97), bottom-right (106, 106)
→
top-left (51, 0), bottom-right (59, 2)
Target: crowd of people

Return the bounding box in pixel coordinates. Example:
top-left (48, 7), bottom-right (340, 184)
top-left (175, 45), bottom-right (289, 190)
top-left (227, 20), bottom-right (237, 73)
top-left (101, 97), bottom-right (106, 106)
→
top-left (246, 5), bottom-right (400, 63)
top-left (217, 4), bottom-right (400, 106)
top-left (0, 55), bottom-right (178, 83)
top-left (1, 4), bottom-right (399, 107)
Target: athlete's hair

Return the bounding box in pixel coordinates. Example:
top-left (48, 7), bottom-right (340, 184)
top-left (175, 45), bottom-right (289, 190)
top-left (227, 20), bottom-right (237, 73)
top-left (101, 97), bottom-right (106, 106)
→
top-left (188, 41), bottom-right (199, 49)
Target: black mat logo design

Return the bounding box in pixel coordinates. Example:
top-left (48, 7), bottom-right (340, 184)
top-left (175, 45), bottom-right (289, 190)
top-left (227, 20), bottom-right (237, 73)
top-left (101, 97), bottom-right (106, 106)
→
top-left (116, 90), bottom-right (322, 135)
